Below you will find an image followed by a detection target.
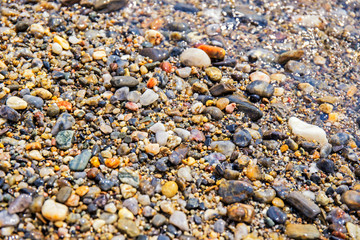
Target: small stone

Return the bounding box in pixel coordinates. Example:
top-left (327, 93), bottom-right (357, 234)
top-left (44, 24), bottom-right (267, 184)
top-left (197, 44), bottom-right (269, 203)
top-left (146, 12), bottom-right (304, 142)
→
top-left (316, 191), bottom-right (330, 206)
top-left (210, 141), bottom-right (235, 157)
top-left (140, 89), bottom-right (159, 106)
top-left (313, 56), bottom-right (326, 65)
top-left (198, 45), bottom-right (226, 60)
top-left (298, 83), bottom-right (314, 93)
top-left (278, 50), bottom-right (304, 65)
top-left (316, 159), bottom-right (335, 174)
top-left (145, 143), bottom-right (160, 155)
top-left (118, 207), bottom-right (134, 219)
top-left (6, 97), bottom-right (27, 110)
top-left (29, 24), bottom-right (45, 38)
top-left (272, 197), bottom-right (285, 208)
top-left (342, 190), bottom-right (360, 210)
top-left (319, 103), bottom-right (333, 114)
top-left (286, 191), bottom-right (321, 218)
top-left (288, 117), bottom-right (328, 145)
top-left (216, 98), bottom-right (230, 110)
top-left (75, 186), bottom-right (89, 197)
top-left (203, 106), bottom-right (224, 120)
top-left (111, 76), bottom-right (139, 88)
top-left (267, 206), bottom-right (287, 224)
top-left (180, 48), bottom-right (211, 67)
top-left (233, 129), bottom-right (252, 147)
top-left (254, 188), bottom-right (276, 203)
top-left (249, 71), bottom-right (270, 83)
top-left (100, 124), bottom-right (113, 134)
top-left (330, 132), bottom-right (350, 146)
top-left (205, 67), bottom-right (222, 81)
top-left (56, 130), bottom-right (74, 150)
top-left (162, 181), bottom-right (178, 198)
top-left (69, 149), bottom-right (92, 171)
top-left (52, 43), bottom-right (63, 55)
top-left (93, 50), bottom-right (106, 60)
top-left (169, 211), bottom-right (189, 231)
top-left (145, 30), bottom-right (163, 45)
top-left (8, 194), bottom-right (32, 214)
top-left (218, 180), bottom-right (253, 204)
top-left (139, 48), bottom-right (169, 62)
top-left (227, 95), bottom-right (263, 121)
top-left (117, 219), bottom-right (139, 238)
top-left (0, 210), bottom-right (19, 227)
top-left (285, 224), bottom-right (320, 240)
top-left (121, 184), bottom-right (137, 199)
top-left (192, 82), bottom-right (209, 94)
top-left (0, 106), bottom-right (20, 122)
top-left (151, 214), bottom-right (167, 227)
top-left (118, 168), bottom-right (139, 187)
top-left (234, 223), bottom-right (248, 240)
top-left (210, 83), bottom-right (236, 96)
top-left (246, 80), bottom-right (274, 98)
top-left (56, 186), bottom-right (72, 203)
top-left (51, 113), bottom-right (75, 136)
top-left (41, 200), bottom-right (68, 222)
top-left (214, 219), bottom-right (226, 233)
top-left (346, 222), bottom-right (360, 240)
top-left (227, 203), bottom-right (255, 223)
top-left (176, 67), bottom-right (192, 78)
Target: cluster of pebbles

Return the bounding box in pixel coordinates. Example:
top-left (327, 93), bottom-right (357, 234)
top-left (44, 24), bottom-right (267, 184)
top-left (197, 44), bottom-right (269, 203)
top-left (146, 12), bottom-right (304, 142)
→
top-left (0, 0), bottom-right (360, 239)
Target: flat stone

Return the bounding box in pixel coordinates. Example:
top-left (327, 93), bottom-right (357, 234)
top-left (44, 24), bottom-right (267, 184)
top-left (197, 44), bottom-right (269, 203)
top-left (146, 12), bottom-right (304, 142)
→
top-left (94, 0), bottom-right (128, 13)
top-left (169, 211), bottom-right (189, 231)
top-left (346, 222), bottom-right (360, 240)
top-left (69, 149), bottom-right (92, 171)
top-left (6, 96), bottom-right (27, 110)
top-left (180, 48), bottom-right (211, 68)
top-left (285, 224), bottom-right (320, 240)
top-left (0, 106), bottom-right (20, 122)
top-left (111, 76), bottom-right (139, 88)
top-left (118, 168), bottom-right (139, 188)
top-left (233, 129), bottom-right (252, 147)
top-left (210, 83), bottom-right (236, 96)
top-left (140, 89), bottom-right (158, 106)
top-left (278, 50), bottom-right (304, 65)
top-left (286, 191), bottom-right (321, 218)
top-left (218, 180), bottom-right (254, 204)
top-left (8, 194), bottom-right (32, 214)
top-left (56, 186), bottom-right (73, 203)
top-left (51, 113), bottom-right (75, 136)
top-left (227, 95), bottom-right (263, 121)
top-left (267, 206), bottom-right (287, 224)
top-left (139, 48), bottom-right (169, 62)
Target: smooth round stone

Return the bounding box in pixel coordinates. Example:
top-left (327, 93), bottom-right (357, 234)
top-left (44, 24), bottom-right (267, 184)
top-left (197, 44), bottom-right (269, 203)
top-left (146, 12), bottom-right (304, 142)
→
top-left (249, 71), bottom-right (270, 83)
top-left (169, 211), bottom-right (189, 231)
top-left (56, 186), bottom-right (72, 203)
top-left (218, 180), bottom-right (253, 204)
top-left (117, 219), bottom-right (139, 238)
top-left (254, 188), bottom-right (276, 203)
top-left (41, 200), bottom-right (68, 222)
top-left (330, 132), bottom-right (350, 146)
top-left (180, 48), bottom-right (211, 68)
top-left (202, 106), bottom-right (224, 120)
top-left (139, 48), bottom-right (169, 62)
top-left (54, 35), bottom-right (70, 50)
top-left (342, 190), bottom-right (360, 210)
top-left (288, 117), bottom-right (328, 145)
top-left (177, 166), bottom-right (192, 182)
top-left (267, 206), bottom-right (287, 224)
top-left (210, 141), bottom-right (235, 157)
top-left (246, 80), bottom-right (274, 98)
top-left (233, 129), bottom-right (252, 147)
top-left (0, 210), bottom-right (19, 228)
top-left (0, 106), bottom-right (20, 122)
top-left (156, 131), bottom-right (169, 146)
top-left (23, 95), bottom-right (44, 109)
top-left (162, 181), bottom-right (178, 198)
top-left (6, 97), bottom-right (27, 110)
top-left (316, 159), bottom-right (335, 174)
top-left (111, 76), bottom-right (139, 88)
top-left (176, 67), bottom-right (192, 78)
top-left (8, 194), bottom-right (32, 214)
top-left (151, 214), bottom-right (167, 227)
top-left (52, 42), bottom-right (63, 55)
top-left (214, 219), bottom-right (226, 233)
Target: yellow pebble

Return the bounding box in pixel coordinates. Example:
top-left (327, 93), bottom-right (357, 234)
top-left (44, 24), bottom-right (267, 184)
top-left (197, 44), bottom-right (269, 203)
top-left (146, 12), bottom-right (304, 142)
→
top-left (280, 144), bottom-right (289, 153)
top-left (75, 186), bottom-right (89, 196)
top-left (54, 35), bottom-right (70, 50)
top-left (328, 112), bottom-right (338, 122)
top-left (161, 181), bottom-right (178, 198)
top-left (272, 197), bottom-right (285, 208)
top-left (54, 165), bottom-right (60, 171)
top-left (90, 156), bottom-right (100, 167)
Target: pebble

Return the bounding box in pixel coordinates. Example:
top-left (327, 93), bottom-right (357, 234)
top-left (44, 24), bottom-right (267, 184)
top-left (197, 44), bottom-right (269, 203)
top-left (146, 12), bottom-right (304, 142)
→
top-left (246, 80), bottom-right (274, 98)
top-left (210, 141), bottom-right (235, 157)
top-left (6, 97), bottom-right (27, 110)
top-left (218, 180), bottom-right (253, 204)
top-left (8, 194), bottom-right (32, 214)
top-left (41, 200), bottom-right (68, 222)
top-left (267, 206), bottom-right (287, 224)
top-left (227, 95), bottom-right (263, 121)
top-left (94, 0), bottom-right (129, 13)
top-left (140, 89), bottom-right (159, 106)
top-left (176, 67), bottom-right (192, 78)
top-left (227, 203), bottom-right (255, 223)
top-left (180, 48), bottom-right (211, 67)
top-left (139, 48), bottom-right (169, 62)
top-left (254, 189), bottom-right (276, 203)
top-left (56, 130), bottom-right (74, 150)
top-left (278, 50), bottom-right (304, 65)
top-left (56, 186), bottom-right (72, 203)
top-left (346, 222), bottom-right (360, 240)
top-left (69, 149), bottom-right (92, 171)
top-left (169, 211), bottom-right (189, 231)
top-left (117, 219), bottom-right (140, 238)
top-left (202, 106), bottom-right (224, 120)
top-left (111, 76), bottom-right (139, 88)
top-left (162, 181), bottom-right (178, 198)
top-left (205, 67), bottom-right (222, 81)
top-left (233, 129), bottom-right (252, 147)
top-left (209, 83), bottom-right (236, 96)
top-left (286, 191), bottom-right (320, 218)
top-left (249, 71), bottom-right (270, 83)
top-left (151, 214), bottom-right (167, 227)
top-left (0, 106), bottom-right (20, 122)
top-left (288, 117), bottom-right (328, 145)
top-left (0, 210), bottom-right (19, 227)
top-left (341, 190), bottom-right (360, 210)
top-left (285, 224), bottom-right (320, 240)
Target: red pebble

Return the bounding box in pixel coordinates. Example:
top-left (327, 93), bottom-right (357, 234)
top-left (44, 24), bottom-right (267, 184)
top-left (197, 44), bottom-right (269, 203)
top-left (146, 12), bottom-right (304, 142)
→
top-left (125, 102), bottom-right (139, 111)
top-left (160, 62), bottom-right (172, 73)
top-left (225, 103), bottom-right (236, 113)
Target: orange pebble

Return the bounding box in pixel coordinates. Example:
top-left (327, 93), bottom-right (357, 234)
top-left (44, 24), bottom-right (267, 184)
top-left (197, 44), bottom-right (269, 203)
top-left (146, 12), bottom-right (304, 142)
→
top-left (75, 186), bottom-right (89, 197)
top-left (160, 62), bottom-right (172, 73)
top-left (25, 142), bottom-right (42, 151)
top-left (57, 101), bottom-right (72, 111)
top-left (197, 44), bottom-right (226, 59)
top-left (280, 144), bottom-right (289, 153)
top-left (90, 156), bottom-right (100, 168)
top-left (147, 77), bottom-right (158, 88)
top-left (105, 157), bottom-right (121, 168)
top-left (150, 18), bottom-right (164, 30)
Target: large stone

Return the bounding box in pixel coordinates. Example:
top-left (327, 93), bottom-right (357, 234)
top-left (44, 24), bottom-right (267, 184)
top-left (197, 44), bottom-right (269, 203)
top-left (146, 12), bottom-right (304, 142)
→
top-left (139, 48), bottom-right (169, 62)
top-left (169, 211), bottom-right (189, 231)
top-left (218, 180), bottom-right (253, 204)
top-left (0, 106), bottom-right (20, 122)
top-left (288, 117), bottom-right (328, 145)
top-left (227, 203), bottom-right (255, 223)
top-left (6, 96), bottom-right (27, 110)
top-left (117, 219), bottom-right (139, 238)
top-left (246, 80), bottom-right (274, 98)
top-left (286, 191), bottom-right (321, 218)
top-left (227, 95), bottom-right (263, 121)
top-left (0, 210), bottom-right (19, 227)
top-left (180, 48), bottom-right (211, 68)
top-left (41, 200), bottom-right (68, 222)
top-left (8, 194), bottom-right (32, 214)
top-left (285, 224), bottom-right (320, 240)
top-left (210, 141), bottom-right (235, 157)
top-left (342, 190), bottom-right (360, 210)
